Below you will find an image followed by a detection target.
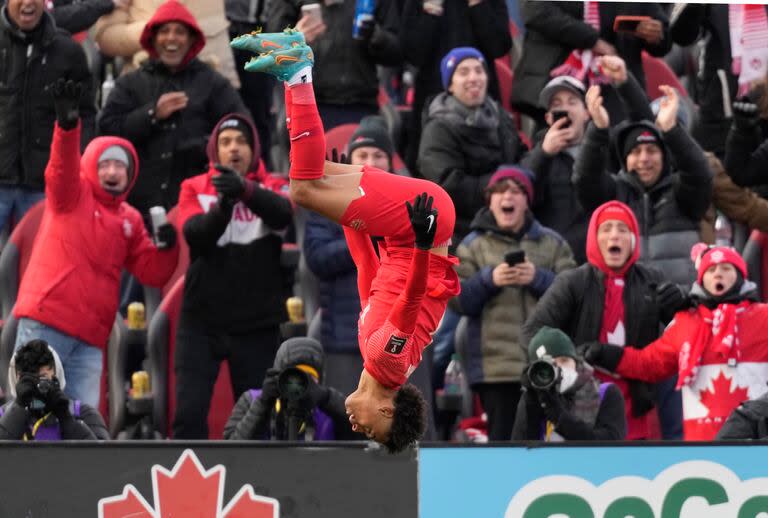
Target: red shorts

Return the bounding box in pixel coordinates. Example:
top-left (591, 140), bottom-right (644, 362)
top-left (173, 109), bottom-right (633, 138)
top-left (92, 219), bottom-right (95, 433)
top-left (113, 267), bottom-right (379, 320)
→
top-left (340, 165), bottom-right (455, 249)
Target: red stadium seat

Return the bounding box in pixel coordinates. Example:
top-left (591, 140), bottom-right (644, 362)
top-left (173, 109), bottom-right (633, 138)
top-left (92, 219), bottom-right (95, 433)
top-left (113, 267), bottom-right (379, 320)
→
top-left (146, 276), bottom-right (234, 439)
top-left (494, 58), bottom-right (514, 113)
top-left (642, 51), bottom-right (688, 101)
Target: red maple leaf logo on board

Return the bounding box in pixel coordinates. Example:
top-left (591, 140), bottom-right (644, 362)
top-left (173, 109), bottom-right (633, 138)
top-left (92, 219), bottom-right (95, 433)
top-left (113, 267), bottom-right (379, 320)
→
top-left (98, 449), bottom-right (279, 518)
top-left (698, 371), bottom-right (749, 418)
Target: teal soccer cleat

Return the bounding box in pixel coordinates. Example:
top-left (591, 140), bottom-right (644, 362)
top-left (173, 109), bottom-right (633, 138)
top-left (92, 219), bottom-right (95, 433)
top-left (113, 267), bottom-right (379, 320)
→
top-left (243, 44), bottom-right (314, 81)
top-left (230, 27), bottom-right (306, 54)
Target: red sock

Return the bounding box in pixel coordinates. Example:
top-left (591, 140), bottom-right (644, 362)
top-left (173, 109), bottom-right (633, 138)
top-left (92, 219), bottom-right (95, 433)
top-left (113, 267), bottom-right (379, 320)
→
top-left (288, 84), bottom-right (325, 180)
top-left (284, 85), bottom-right (293, 164)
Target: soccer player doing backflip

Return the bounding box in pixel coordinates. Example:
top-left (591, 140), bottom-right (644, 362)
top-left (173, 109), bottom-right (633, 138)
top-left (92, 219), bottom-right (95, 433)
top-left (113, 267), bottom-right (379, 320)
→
top-left (231, 29), bottom-right (460, 452)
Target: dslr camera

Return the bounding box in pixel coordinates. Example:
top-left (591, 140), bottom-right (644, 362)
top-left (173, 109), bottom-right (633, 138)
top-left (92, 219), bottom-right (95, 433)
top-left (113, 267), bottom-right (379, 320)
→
top-left (28, 376), bottom-right (60, 411)
top-left (526, 357), bottom-right (562, 391)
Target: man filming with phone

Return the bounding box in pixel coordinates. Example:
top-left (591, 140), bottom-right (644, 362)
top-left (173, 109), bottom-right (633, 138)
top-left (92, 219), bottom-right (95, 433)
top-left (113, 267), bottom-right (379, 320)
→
top-left (450, 166), bottom-right (575, 440)
top-left (524, 76), bottom-right (591, 263)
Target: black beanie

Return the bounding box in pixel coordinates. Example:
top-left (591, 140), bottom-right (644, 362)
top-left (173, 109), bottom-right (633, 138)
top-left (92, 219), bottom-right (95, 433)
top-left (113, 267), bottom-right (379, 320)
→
top-left (621, 126), bottom-right (661, 162)
top-left (347, 116), bottom-right (394, 161)
top-left (217, 116), bottom-right (254, 151)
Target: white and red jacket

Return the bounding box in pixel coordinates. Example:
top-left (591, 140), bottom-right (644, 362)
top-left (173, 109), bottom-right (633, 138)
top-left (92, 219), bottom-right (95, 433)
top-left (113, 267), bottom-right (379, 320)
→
top-left (617, 293), bottom-right (768, 440)
top-left (15, 123), bottom-right (179, 348)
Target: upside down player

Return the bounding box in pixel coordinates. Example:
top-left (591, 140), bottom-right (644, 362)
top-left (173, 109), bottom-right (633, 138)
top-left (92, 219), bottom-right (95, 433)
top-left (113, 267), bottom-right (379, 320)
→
top-left (232, 29), bottom-right (460, 452)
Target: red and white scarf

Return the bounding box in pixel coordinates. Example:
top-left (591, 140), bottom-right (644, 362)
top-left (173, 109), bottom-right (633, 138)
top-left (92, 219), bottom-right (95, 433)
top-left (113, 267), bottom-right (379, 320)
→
top-left (729, 4), bottom-right (768, 97)
top-left (551, 1), bottom-right (607, 86)
top-left (677, 301), bottom-right (750, 389)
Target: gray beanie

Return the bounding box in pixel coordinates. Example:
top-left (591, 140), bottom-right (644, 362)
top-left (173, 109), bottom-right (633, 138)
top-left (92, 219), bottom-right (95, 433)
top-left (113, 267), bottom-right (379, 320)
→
top-left (99, 145), bottom-right (130, 167)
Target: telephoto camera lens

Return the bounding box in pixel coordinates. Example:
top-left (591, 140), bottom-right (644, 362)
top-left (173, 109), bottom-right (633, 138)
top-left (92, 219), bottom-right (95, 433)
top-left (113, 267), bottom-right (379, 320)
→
top-left (527, 359), bottom-right (561, 391)
top-left (278, 367), bottom-right (310, 403)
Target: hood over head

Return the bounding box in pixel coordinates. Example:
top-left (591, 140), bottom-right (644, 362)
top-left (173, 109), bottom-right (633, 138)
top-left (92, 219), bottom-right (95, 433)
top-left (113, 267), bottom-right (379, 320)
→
top-left (586, 200), bottom-right (640, 277)
top-left (272, 337), bottom-right (325, 382)
top-left (81, 136), bottom-right (140, 207)
top-left (139, 0), bottom-right (205, 68)
top-left (8, 344), bottom-right (66, 399)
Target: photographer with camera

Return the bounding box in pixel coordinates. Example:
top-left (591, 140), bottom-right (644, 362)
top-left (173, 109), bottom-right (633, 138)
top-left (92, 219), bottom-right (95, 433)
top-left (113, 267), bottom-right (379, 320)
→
top-left (450, 166), bottom-right (575, 440)
top-left (512, 327), bottom-right (625, 441)
top-left (224, 337), bottom-right (355, 441)
top-left (0, 340), bottom-right (109, 440)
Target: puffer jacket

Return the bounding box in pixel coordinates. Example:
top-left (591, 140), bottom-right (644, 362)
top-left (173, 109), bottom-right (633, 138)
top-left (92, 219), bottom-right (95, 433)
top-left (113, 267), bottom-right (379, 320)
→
top-left (451, 209), bottom-right (575, 385)
top-left (0, 8), bottom-right (95, 190)
top-left (303, 212), bottom-right (360, 353)
top-left (418, 92), bottom-right (527, 246)
top-left (223, 337), bottom-right (355, 440)
top-left (267, 0), bottom-right (401, 106)
top-left (98, 0), bottom-right (247, 219)
top-left (574, 120), bottom-right (712, 286)
top-left (14, 122), bottom-right (179, 349)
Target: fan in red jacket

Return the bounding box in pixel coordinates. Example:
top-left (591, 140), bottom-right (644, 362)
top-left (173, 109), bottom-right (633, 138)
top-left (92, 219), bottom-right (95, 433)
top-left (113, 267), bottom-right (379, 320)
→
top-left (14, 79), bottom-right (179, 409)
top-left (585, 243), bottom-right (768, 440)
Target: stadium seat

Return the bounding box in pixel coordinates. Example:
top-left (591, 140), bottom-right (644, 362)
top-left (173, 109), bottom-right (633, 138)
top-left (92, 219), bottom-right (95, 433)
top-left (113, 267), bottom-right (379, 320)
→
top-left (743, 230), bottom-right (768, 301)
top-left (494, 58), bottom-right (514, 113)
top-left (146, 276), bottom-right (234, 439)
top-left (642, 51), bottom-right (688, 101)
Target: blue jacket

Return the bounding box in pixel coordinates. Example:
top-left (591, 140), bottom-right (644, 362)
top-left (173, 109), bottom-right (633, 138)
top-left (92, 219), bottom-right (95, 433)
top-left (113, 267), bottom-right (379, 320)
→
top-left (303, 212), bottom-right (361, 353)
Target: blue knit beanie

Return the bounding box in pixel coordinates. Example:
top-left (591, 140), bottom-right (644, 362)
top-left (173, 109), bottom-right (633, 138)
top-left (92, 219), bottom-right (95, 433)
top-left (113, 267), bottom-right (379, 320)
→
top-left (440, 47), bottom-right (485, 90)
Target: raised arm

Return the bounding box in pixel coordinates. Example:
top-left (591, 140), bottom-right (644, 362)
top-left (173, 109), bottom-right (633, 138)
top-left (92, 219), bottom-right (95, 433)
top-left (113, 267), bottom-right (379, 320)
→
top-left (46, 79), bottom-right (84, 213)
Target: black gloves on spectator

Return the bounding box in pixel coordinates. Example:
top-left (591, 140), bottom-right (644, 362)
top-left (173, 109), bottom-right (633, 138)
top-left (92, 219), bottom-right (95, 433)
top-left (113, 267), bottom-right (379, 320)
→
top-left (407, 193), bottom-right (438, 250)
top-left (537, 387), bottom-right (565, 424)
top-left (43, 379), bottom-right (70, 419)
top-left (328, 148), bottom-right (351, 165)
top-left (732, 99), bottom-right (761, 132)
top-left (155, 223), bottom-right (177, 250)
top-left (355, 18), bottom-right (376, 41)
top-left (51, 78), bottom-right (82, 130)
top-left (582, 342), bottom-right (624, 372)
top-left (15, 373), bottom-right (38, 408)
top-left (213, 164), bottom-right (248, 200)
top-left (260, 368), bottom-right (281, 403)
top-left (656, 282), bottom-right (689, 324)
top-left (306, 379), bottom-right (331, 409)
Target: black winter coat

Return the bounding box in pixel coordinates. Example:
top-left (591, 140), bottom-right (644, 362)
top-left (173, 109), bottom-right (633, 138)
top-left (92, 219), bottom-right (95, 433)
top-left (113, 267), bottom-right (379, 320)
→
top-left (98, 58), bottom-right (247, 218)
top-left (267, 0), bottom-right (402, 106)
top-left (574, 122), bottom-right (712, 286)
top-left (716, 392), bottom-right (768, 441)
top-left (723, 111), bottom-right (768, 196)
top-left (512, 1), bottom-right (670, 118)
top-left (670, 4), bottom-right (762, 157)
top-left (418, 93), bottom-right (527, 245)
top-left (51, 0), bottom-right (115, 34)
top-left (0, 9), bottom-right (95, 190)
top-left (0, 399), bottom-right (109, 440)
top-left (521, 262), bottom-right (665, 415)
top-left (400, 0), bottom-right (511, 131)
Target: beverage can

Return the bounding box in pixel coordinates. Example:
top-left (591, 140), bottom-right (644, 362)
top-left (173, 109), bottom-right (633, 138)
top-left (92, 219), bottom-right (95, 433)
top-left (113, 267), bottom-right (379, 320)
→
top-left (149, 206), bottom-right (168, 247)
top-left (286, 297), bottom-right (304, 323)
top-left (352, 0), bottom-right (375, 39)
top-left (131, 370), bottom-right (150, 398)
top-left (127, 302), bottom-right (146, 329)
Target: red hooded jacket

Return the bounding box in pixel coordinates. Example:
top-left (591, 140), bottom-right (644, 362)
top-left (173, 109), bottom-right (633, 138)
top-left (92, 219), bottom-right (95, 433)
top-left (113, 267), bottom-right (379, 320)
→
top-left (14, 123), bottom-right (179, 349)
top-left (139, 0), bottom-right (206, 68)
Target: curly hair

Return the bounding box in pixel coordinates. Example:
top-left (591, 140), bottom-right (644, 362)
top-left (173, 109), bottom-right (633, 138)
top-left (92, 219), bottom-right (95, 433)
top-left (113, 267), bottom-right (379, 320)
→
top-left (14, 339), bottom-right (55, 375)
top-left (383, 383), bottom-right (427, 454)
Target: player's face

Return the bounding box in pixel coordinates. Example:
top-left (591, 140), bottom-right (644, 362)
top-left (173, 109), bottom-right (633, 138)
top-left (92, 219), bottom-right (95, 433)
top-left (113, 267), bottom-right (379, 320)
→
top-left (345, 390), bottom-right (393, 443)
top-left (702, 262), bottom-right (738, 296)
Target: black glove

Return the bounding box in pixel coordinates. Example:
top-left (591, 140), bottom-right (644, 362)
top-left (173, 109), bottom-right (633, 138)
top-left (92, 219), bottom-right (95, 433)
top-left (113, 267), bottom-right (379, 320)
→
top-left (51, 78), bottom-right (82, 130)
top-left (212, 164), bottom-right (247, 200)
top-left (305, 379), bottom-right (330, 409)
top-left (42, 379), bottom-right (70, 419)
top-left (328, 148), bottom-right (351, 165)
top-left (355, 17), bottom-right (376, 41)
top-left (732, 99), bottom-right (761, 132)
top-left (14, 373), bottom-right (38, 408)
top-left (656, 282), bottom-right (689, 324)
top-left (406, 193), bottom-right (438, 250)
top-left (261, 368), bottom-right (281, 402)
top-left (582, 342), bottom-right (624, 372)
top-left (537, 388), bottom-right (564, 424)
top-left (155, 222), bottom-right (177, 250)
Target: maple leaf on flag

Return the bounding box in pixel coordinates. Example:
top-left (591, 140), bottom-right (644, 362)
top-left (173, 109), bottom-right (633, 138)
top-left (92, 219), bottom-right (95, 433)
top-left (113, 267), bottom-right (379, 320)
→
top-left (698, 371), bottom-right (750, 419)
top-left (98, 449), bottom-right (279, 518)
